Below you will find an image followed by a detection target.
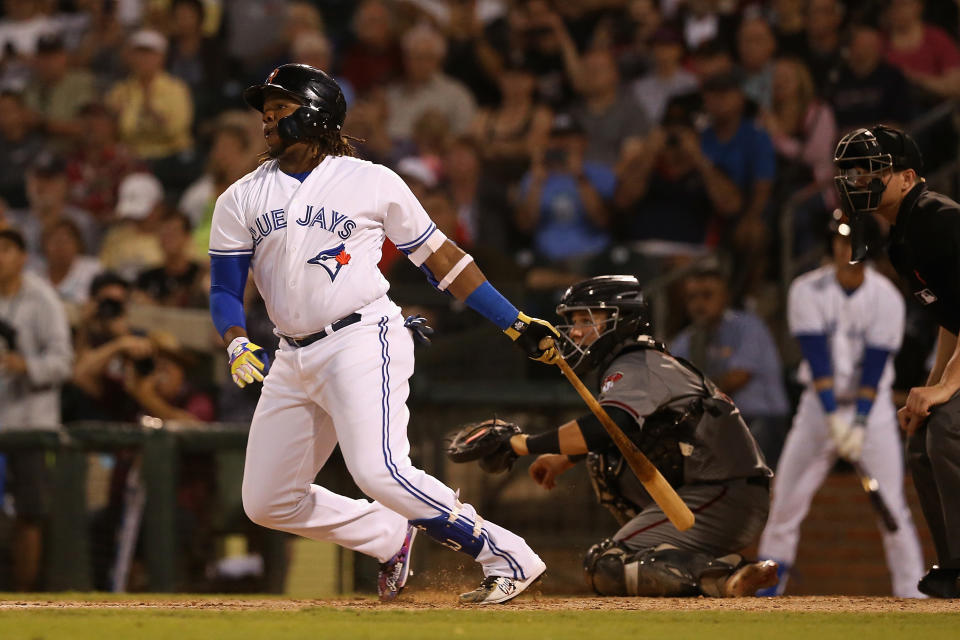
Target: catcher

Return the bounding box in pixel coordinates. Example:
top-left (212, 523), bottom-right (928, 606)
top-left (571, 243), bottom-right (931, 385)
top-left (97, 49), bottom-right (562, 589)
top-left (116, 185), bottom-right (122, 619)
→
top-left (448, 275), bottom-right (778, 597)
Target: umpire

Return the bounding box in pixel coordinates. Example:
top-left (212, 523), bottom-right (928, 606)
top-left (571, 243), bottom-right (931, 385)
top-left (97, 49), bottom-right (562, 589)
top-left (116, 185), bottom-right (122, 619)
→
top-left (835, 125), bottom-right (960, 598)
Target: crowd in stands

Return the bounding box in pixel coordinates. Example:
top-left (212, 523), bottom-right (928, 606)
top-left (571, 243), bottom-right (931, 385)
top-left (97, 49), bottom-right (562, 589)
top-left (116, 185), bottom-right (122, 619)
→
top-left (0, 0), bottom-right (959, 591)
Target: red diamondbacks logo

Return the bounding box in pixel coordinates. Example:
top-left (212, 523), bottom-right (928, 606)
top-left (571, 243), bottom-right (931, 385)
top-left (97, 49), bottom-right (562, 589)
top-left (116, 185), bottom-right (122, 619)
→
top-left (601, 372), bottom-right (623, 394)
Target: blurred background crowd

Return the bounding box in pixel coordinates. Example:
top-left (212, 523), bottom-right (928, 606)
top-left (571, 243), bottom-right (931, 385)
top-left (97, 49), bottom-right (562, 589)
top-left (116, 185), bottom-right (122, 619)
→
top-left (0, 0), bottom-right (958, 595)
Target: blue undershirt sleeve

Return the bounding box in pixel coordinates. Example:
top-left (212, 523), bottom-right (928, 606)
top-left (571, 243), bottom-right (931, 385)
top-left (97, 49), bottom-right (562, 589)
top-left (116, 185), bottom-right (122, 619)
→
top-left (209, 254), bottom-right (251, 337)
top-left (796, 333), bottom-right (837, 413)
top-left (856, 346), bottom-right (890, 420)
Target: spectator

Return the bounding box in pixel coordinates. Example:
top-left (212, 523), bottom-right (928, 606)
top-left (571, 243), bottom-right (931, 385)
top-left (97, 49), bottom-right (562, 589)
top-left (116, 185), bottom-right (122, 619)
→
top-left (441, 0), bottom-right (501, 107)
top-left (339, 0), bottom-right (403, 96)
top-left (180, 119), bottom-right (257, 257)
top-left (615, 100), bottom-right (741, 252)
top-left (72, 0), bottom-right (127, 87)
top-left (343, 90), bottom-right (393, 165)
top-left (676, 0), bottom-right (739, 52)
top-left (122, 331), bottom-right (213, 423)
top-left (66, 272), bottom-right (146, 422)
top-left (37, 218), bottom-right (101, 309)
top-left (11, 151), bottom-right (100, 258)
top-left (571, 48), bottom-right (650, 169)
top-left (630, 27), bottom-right (698, 126)
top-left (690, 38), bottom-right (736, 84)
top-left (884, 0), bottom-right (960, 101)
top-left (134, 211), bottom-right (206, 309)
top-left (385, 23), bottom-right (477, 142)
top-left (166, 0), bottom-right (229, 124)
top-left (65, 102), bottom-right (144, 224)
top-left (0, 88), bottom-right (46, 209)
top-left (0, 0), bottom-right (56, 60)
top-left (762, 58), bottom-right (838, 256)
top-left (106, 29), bottom-right (194, 160)
top-left (801, 0), bottom-right (845, 93)
top-left (615, 0), bottom-right (663, 81)
top-left (222, 0), bottom-right (287, 75)
top-left (700, 71), bottom-right (776, 296)
top-left (769, 0), bottom-right (808, 56)
top-left (671, 266), bottom-right (790, 468)
top-left (470, 56), bottom-right (552, 187)
top-left (290, 32), bottom-right (355, 107)
top-left (446, 135), bottom-right (512, 250)
top-left (0, 227), bottom-right (73, 591)
top-left (22, 33), bottom-right (96, 139)
top-left (98, 173), bottom-right (165, 281)
top-left (762, 58), bottom-right (837, 190)
top-left (516, 113), bottom-right (615, 269)
top-left (737, 16), bottom-right (777, 108)
top-left (826, 24), bottom-right (912, 129)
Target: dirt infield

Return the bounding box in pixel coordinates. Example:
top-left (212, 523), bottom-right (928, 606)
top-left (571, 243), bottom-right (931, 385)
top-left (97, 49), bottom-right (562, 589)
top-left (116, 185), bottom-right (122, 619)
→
top-left (1, 593), bottom-right (957, 613)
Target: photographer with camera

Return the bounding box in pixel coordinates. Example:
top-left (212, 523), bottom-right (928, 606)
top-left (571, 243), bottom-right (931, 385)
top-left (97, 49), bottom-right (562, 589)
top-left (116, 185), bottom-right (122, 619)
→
top-left (516, 112), bottom-right (615, 270)
top-left (615, 98), bottom-right (742, 254)
top-left (0, 228), bottom-right (73, 591)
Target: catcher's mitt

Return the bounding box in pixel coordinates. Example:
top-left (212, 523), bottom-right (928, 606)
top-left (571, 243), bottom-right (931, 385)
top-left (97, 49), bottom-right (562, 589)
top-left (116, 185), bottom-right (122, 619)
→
top-left (445, 418), bottom-right (522, 474)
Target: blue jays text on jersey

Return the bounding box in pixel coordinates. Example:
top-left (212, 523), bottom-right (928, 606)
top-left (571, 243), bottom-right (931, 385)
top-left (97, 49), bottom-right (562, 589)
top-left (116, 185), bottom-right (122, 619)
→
top-left (249, 205), bottom-right (357, 246)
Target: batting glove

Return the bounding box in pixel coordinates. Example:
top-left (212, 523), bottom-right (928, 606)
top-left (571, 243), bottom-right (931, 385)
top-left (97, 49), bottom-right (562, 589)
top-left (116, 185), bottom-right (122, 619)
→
top-left (839, 417), bottom-right (867, 462)
top-left (504, 311), bottom-right (561, 365)
top-left (403, 314), bottom-right (434, 346)
top-left (827, 413), bottom-right (851, 450)
top-left (228, 337), bottom-right (269, 388)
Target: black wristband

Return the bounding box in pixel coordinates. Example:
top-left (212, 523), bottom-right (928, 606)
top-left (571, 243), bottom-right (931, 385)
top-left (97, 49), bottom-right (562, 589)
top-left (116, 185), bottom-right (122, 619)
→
top-left (525, 430), bottom-right (561, 455)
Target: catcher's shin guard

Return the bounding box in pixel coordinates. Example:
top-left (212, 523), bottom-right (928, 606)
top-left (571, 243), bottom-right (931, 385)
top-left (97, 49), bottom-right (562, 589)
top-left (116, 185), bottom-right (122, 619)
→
top-left (585, 541), bottom-right (707, 597)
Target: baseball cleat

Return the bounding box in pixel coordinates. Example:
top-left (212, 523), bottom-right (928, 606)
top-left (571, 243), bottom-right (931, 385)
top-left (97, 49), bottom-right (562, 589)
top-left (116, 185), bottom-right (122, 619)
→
top-left (458, 560), bottom-right (546, 605)
top-left (723, 560), bottom-right (780, 597)
top-left (917, 566), bottom-right (960, 599)
top-left (378, 525), bottom-right (417, 602)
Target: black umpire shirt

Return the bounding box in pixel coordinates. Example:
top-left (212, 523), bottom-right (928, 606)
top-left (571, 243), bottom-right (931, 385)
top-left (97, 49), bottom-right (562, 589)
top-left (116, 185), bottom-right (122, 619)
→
top-left (887, 182), bottom-right (960, 335)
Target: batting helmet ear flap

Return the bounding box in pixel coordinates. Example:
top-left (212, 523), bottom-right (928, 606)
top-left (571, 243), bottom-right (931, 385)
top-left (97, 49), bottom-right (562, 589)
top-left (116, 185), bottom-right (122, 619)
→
top-left (277, 106), bottom-right (326, 143)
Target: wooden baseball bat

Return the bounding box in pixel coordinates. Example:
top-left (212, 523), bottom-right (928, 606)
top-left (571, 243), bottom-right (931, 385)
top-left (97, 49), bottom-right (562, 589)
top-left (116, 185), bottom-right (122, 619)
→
top-left (852, 461), bottom-right (899, 532)
top-left (553, 351), bottom-right (695, 531)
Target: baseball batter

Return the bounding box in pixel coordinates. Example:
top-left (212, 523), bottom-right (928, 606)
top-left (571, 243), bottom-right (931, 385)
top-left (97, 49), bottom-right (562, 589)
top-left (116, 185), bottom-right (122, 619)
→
top-left (448, 276), bottom-right (779, 598)
top-left (208, 64), bottom-right (559, 604)
top-left (757, 222), bottom-right (924, 597)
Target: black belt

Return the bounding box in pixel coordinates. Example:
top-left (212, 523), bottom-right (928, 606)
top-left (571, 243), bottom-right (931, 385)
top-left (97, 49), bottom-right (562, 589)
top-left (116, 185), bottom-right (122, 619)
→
top-left (282, 313), bottom-right (362, 348)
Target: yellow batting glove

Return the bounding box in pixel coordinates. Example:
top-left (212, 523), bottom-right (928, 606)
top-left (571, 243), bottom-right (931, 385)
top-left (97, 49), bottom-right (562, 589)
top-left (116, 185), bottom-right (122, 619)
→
top-left (504, 311), bottom-right (562, 365)
top-left (228, 337), bottom-right (268, 388)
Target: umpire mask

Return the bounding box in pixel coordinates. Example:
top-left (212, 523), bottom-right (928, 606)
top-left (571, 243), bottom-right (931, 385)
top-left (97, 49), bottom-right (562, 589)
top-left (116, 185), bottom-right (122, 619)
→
top-left (555, 276), bottom-right (650, 376)
top-left (833, 126), bottom-right (922, 263)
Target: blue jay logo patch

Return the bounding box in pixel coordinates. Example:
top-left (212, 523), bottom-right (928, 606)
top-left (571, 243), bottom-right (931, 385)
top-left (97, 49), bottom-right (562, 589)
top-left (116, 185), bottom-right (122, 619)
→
top-left (307, 243), bottom-right (351, 281)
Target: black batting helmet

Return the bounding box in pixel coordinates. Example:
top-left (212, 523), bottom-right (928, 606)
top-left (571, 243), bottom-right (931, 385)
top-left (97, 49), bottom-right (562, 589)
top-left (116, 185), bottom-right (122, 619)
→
top-left (555, 275), bottom-right (651, 375)
top-left (243, 64), bottom-right (346, 142)
top-left (833, 125), bottom-right (922, 262)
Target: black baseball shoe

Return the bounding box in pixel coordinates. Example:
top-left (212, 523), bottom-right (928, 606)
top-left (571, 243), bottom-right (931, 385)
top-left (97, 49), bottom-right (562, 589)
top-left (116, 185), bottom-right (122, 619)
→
top-left (458, 560), bottom-right (546, 605)
top-left (918, 566), bottom-right (960, 598)
top-left (378, 525), bottom-right (417, 602)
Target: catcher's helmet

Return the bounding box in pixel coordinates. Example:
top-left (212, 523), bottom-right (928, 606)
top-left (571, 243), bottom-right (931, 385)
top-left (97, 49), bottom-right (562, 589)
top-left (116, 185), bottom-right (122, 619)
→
top-left (833, 125), bottom-right (922, 262)
top-left (243, 64), bottom-right (346, 142)
top-left (555, 275), bottom-right (650, 375)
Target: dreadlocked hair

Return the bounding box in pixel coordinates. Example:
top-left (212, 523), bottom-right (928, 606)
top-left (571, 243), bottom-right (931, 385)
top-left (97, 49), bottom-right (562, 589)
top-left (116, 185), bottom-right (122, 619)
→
top-left (258, 131), bottom-right (361, 165)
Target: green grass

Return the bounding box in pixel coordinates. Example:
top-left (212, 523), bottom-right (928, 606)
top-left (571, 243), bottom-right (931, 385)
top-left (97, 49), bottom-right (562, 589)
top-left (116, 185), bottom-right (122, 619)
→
top-left (1, 608), bottom-right (958, 640)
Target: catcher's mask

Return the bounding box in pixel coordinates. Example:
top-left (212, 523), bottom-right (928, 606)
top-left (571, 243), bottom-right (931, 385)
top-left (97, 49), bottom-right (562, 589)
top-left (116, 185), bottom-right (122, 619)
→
top-left (555, 275), bottom-right (650, 375)
top-left (243, 63), bottom-right (346, 144)
top-left (833, 125), bottom-right (922, 262)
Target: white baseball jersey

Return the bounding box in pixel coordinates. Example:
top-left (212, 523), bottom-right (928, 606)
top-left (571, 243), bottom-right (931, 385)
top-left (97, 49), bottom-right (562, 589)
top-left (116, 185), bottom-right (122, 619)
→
top-left (209, 156), bottom-right (437, 337)
top-left (761, 264), bottom-right (924, 597)
top-left (788, 265), bottom-right (905, 400)
top-left (212, 155), bottom-right (544, 584)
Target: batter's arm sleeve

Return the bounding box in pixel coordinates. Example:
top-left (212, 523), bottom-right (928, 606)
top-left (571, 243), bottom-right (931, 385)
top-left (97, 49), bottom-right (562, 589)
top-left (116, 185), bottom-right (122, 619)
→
top-left (208, 184), bottom-right (254, 336)
top-left (856, 277), bottom-right (906, 419)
